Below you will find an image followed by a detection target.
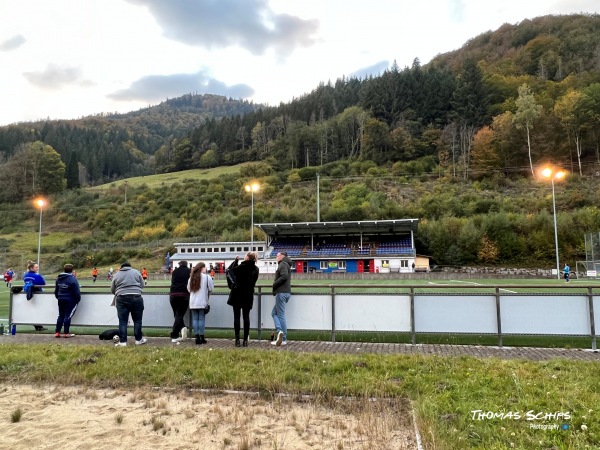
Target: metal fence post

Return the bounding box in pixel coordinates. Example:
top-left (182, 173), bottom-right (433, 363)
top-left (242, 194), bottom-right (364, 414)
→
top-left (588, 287), bottom-right (596, 351)
top-left (331, 285), bottom-right (336, 343)
top-left (410, 286), bottom-right (416, 345)
top-left (495, 286), bottom-right (503, 348)
top-left (257, 286), bottom-right (262, 341)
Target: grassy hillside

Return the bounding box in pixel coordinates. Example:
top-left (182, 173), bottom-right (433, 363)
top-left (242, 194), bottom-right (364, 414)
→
top-left (90, 165), bottom-right (243, 190)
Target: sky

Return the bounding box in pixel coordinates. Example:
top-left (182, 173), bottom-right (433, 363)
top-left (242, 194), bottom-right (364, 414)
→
top-left (0, 0), bottom-right (599, 126)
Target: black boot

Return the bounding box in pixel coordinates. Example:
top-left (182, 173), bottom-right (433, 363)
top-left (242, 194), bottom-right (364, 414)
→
top-left (195, 334), bottom-right (201, 345)
top-left (242, 339), bottom-right (248, 347)
top-left (200, 335), bottom-right (207, 344)
top-left (235, 338), bottom-right (241, 347)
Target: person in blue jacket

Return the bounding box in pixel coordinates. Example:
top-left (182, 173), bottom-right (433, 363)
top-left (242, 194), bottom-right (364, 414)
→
top-left (23, 260), bottom-right (46, 293)
top-left (23, 261), bottom-right (48, 331)
top-left (53, 263), bottom-right (81, 338)
top-left (563, 263), bottom-right (571, 283)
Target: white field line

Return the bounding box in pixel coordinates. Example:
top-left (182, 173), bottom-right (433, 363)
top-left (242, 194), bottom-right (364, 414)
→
top-left (411, 404), bottom-right (425, 450)
top-left (427, 279), bottom-right (517, 293)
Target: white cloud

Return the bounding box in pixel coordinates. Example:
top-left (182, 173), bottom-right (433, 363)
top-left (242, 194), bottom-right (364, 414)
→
top-left (0, 34), bottom-right (25, 51)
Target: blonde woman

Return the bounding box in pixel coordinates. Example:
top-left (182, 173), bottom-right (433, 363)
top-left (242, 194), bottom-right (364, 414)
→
top-left (187, 262), bottom-right (214, 345)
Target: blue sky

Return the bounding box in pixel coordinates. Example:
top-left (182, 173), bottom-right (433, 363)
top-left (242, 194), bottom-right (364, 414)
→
top-left (0, 0), bottom-right (598, 125)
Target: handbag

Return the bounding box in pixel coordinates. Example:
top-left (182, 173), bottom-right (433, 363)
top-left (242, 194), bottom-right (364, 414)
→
top-left (203, 274), bottom-right (210, 314)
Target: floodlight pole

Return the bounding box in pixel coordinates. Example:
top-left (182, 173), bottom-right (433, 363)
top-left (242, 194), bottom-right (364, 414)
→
top-left (550, 177), bottom-right (560, 280)
top-left (36, 201), bottom-right (45, 268)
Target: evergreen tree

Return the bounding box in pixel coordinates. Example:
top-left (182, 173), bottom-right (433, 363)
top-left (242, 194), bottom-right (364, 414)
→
top-left (66, 151), bottom-right (80, 189)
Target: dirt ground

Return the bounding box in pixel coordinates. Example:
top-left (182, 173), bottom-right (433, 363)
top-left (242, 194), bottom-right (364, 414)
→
top-left (1, 384), bottom-right (417, 449)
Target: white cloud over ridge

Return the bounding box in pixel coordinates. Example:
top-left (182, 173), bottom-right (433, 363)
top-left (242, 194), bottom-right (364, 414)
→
top-left (108, 70), bottom-right (254, 102)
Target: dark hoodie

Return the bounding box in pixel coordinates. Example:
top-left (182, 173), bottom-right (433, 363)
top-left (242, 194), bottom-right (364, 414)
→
top-left (54, 272), bottom-right (81, 303)
top-left (272, 255), bottom-right (292, 295)
top-left (227, 259), bottom-right (260, 309)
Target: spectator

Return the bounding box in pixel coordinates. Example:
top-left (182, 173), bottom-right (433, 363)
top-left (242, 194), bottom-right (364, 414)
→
top-left (111, 262), bottom-right (146, 347)
top-left (169, 260), bottom-right (191, 343)
top-left (226, 253), bottom-right (259, 347)
top-left (24, 261), bottom-right (47, 331)
top-left (54, 264), bottom-right (81, 338)
top-left (271, 251), bottom-right (292, 347)
top-left (188, 262), bottom-right (214, 345)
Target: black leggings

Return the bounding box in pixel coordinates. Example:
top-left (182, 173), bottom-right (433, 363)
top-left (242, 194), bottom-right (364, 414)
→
top-left (233, 306), bottom-right (251, 340)
top-left (170, 295), bottom-right (189, 339)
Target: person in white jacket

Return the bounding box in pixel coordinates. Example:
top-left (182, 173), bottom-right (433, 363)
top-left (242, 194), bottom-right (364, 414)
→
top-left (187, 262), bottom-right (214, 345)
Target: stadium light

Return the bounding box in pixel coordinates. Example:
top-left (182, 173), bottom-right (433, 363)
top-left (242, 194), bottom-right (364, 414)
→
top-left (244, 182), bottom-right (260, 251)
top-left (34, 197), bottom-right (47, 268)
top-left (541, 166), bottom-right (566, 280)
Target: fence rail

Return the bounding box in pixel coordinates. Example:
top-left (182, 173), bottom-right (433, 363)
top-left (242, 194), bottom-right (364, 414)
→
top-left (9, 284), bottom-right (600, 350)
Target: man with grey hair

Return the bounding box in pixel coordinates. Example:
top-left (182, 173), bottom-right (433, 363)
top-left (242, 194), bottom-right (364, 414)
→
top-left (111, 262), bottom-right (146, 347)
top-left (271, 251), bottom-right (292, 346)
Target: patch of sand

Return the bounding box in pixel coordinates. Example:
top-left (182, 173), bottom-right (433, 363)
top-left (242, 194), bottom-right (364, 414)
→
top-left (1, 384), bottom-right (416, 449)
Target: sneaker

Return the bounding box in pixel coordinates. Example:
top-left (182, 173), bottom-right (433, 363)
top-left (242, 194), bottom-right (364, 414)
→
top-left (54, 332), bottom-right (60, 338)
top-left (181, 327), bottom-right (188, 340)
top-left (275, 331), bottom-right (283, 347)
top-left (171, 337), bottom-right (183, 343)
top-left (135, 338), bottom-right (147, 345)
top-left (281, 340), bottom-right (287, 346)
top-left (115, 342), bottom-right (127, 347)
top-left (62, 333), bottom-right (75, 338)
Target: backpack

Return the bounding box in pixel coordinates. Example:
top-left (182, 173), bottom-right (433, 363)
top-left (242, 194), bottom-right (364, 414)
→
top-left (98, 329), bottom-right (120, 340)
top-left (23, 281), bottom-right (34, 300)
top-left (225, 268), bottom-right (237, 289)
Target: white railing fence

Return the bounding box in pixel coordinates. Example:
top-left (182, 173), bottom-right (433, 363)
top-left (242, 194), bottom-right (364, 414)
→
top-left (9, 285), bottom-right (600, 350)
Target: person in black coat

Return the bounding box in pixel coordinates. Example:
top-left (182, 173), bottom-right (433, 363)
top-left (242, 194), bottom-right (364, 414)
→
top-left (227, 252), bottom-right (259, 347)
top-left (169, 260), bottom-right (191, 342)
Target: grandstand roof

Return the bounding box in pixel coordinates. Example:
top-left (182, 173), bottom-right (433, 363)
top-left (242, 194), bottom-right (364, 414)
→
top-left (256, 219), bottom-right (419, 237)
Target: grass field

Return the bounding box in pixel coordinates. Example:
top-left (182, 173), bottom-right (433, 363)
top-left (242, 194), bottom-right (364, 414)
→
top-left (1, 340), bottom-right (599, 449)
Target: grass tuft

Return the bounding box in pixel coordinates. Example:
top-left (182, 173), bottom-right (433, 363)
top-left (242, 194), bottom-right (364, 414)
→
top-left (11, 408), bottom-right (23, 423)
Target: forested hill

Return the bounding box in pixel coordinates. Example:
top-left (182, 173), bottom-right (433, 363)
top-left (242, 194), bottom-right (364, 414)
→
top-left (0, 94), bottom-right (258, 187)
top-left (1, 14), bottom-right (600, 204)
top-left (429, 14), bottom-right (600, 77)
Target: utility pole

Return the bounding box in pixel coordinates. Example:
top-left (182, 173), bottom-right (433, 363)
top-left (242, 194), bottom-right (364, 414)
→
top-left (316, 173), bottom-right (320, 222)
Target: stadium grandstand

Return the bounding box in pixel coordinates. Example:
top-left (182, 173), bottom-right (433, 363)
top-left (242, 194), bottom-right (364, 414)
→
top-left (170, 219), bottom-right (420, 274)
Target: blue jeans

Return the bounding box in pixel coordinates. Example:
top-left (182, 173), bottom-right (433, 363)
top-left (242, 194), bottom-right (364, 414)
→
top-left (191, 309), bottom-right (206, 336)
top-left (116, 294), bottom-right (144, 343)
top-left (271, 293), bottom-right (291, 340)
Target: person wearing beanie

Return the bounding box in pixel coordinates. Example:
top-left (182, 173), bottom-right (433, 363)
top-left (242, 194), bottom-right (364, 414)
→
top-left (111, 262), bottom-right (146, 346)
top-left (169, 260), bottom-right (191, 343)
top-left (54, 263), bottom-right (81, 338)
top-left (226, 252), bottom-right (259, 347)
